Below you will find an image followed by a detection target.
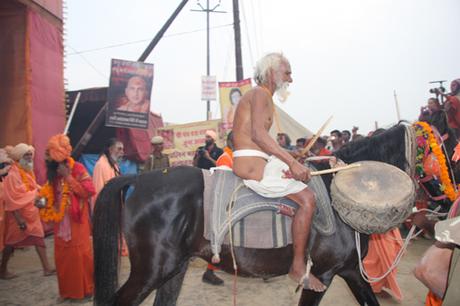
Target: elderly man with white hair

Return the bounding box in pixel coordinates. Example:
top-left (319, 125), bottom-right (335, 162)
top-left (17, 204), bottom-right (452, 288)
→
top-left (232, 52), bottom-right (326, 292)
top-left (0, 143), bottom-right (55, 279)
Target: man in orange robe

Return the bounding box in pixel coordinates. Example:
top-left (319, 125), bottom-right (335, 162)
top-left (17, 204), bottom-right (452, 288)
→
top-left (363, 228), bottom-right (404, 301)
top-left (44, 134), bottom-right (95, 301)
top-left (0, 144), bottom-right (55, 279)
top-left (92, 138), bottom-right (128, 255)
top-left (0, 148), bottom-right (13, 253)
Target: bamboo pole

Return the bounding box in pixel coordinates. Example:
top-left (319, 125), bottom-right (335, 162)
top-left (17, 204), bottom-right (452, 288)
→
top-left (300, 116), bottom-right (333, 157)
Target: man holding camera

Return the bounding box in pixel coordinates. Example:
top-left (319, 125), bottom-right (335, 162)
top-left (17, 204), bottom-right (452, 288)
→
top-left (193, 130), bottom-right (223, 170)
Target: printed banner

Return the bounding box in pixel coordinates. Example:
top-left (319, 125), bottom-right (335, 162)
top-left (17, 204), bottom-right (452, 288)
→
top-left (219, 78), bottom-right (252, 130)
top-left (201, 75), bottom-right (217, 101)
top-left (156, 119), bottom-right (223, 167)
top-left (106, 59), bottom-right (153, 129)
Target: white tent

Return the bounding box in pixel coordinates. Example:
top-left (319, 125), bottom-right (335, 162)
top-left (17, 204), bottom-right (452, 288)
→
top-left (269, 105), bottom-right (313, 141)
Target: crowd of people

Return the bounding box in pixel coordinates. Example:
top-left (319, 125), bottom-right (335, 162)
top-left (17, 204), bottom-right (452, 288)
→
top-left (0, 51), bottom-right (459, 305)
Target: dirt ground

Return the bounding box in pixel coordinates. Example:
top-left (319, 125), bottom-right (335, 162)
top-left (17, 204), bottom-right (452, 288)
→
top-left (0, 236), bottom-right (432, 306)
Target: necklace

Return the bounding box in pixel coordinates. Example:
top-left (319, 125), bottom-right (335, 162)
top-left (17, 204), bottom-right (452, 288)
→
top-left (39, 157), bottom-right (75, 223)
top-left (16, 163), bottom-right (35, 191)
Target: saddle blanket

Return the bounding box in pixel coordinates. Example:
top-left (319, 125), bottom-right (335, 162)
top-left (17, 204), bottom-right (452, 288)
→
top-left (202, 166), bottom-right (335, 257)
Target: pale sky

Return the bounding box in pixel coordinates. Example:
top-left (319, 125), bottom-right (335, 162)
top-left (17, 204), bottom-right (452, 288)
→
top-left (66, 0), bottom-right (460, 136)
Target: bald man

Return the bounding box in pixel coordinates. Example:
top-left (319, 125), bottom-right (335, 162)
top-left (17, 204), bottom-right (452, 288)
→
top-left (117, 76), bottom-right (150, 113)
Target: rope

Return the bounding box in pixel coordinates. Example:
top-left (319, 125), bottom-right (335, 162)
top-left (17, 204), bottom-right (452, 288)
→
top-left (355, 225), bottom-right (417, 283)
top-left (227, 183), bottom-right (244, 306)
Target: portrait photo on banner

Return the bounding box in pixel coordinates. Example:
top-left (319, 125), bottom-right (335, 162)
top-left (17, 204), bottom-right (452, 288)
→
top-left (219, 78), bottom-right (252, 130)
top-left (106, 58), bottom-right (154, 129)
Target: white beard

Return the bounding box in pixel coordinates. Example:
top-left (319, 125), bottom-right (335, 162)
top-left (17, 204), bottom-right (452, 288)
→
top-left (275, 81), bottom-right (290, 103)
top-left (19, 158), bottom-right (33, 172)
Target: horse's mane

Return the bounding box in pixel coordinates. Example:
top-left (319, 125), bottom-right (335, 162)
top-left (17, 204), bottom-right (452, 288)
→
top-left (334, 124), bottom-right (408, 171)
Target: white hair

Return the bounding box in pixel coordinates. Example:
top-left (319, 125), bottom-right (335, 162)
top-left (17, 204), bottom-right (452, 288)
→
top-left (253, 52), bottom-right (289, 85)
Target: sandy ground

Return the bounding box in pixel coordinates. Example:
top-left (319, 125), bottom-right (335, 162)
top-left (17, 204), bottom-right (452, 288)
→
top-left (0, 236), bottom-right (432, 306)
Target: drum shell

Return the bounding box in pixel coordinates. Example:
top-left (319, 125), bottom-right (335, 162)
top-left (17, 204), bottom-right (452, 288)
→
top-left (331, 161), bottom-right (415, 234)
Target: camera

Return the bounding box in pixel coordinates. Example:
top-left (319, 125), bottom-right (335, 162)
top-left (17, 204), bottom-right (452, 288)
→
top-left (198, 148), bottom-right (206, 156)
top-left (429, 86), bottom-right (445, 95)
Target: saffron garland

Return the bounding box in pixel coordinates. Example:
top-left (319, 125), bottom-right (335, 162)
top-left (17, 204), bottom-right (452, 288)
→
top-left (39, 158), bottom-right (75, 223)
top-left (16, 163), bottom-right (36, 192)
top-left (414, 121), bottom-right (458, 201)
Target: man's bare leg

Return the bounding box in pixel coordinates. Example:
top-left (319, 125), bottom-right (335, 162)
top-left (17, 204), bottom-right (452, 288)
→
top-left (287, 189), bottom-right (326, 292)
top-left (35, 245), bottom-right (55, 276)
top-left (414, 242), bottom-right (453, 298)
top-left (0, 246), bottom-right (17, 279)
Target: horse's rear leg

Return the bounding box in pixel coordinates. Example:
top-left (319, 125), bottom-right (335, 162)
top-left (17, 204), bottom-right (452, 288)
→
top-left (115, 257), bottom-right (188, 306)
top-left (153, 261), bottom-right (189, 306)
top-left (339, 269), bottom-right (380, 306)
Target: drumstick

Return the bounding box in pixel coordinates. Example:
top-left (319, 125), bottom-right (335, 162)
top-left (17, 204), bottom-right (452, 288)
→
top-left (300, 116), bottom-right (333, 157)
top-left (310, 163), bottom-right (361, 176)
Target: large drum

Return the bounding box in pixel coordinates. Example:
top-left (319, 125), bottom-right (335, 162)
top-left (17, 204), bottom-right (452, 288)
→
top-left (331, 160), bottom-right (415, 234)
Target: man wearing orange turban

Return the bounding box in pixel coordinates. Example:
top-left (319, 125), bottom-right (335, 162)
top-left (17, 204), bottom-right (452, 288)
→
top-left (0, 144), bottom-right (55, 280)
top-left (43, 134), bottom-right (95, 302)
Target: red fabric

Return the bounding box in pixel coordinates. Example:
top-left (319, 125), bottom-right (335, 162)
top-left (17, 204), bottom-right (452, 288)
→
top-left (6, 235), bottom-right (45, 248)
top-left (445, 96), bottom-right (460, 129)
top-left (425, 290), bottom-right (443, 306)
top-left (53, 162), bottom-right (94, 299)
top-left (363, 228), bottom-right (403, 301)
top-left (0, 2), bottom-right (31, 146)
top-left (318, 148), bottom-right (332, 156)
top-left (116, 112), bottom-right (164, 162)
top-left (216, 147), bottom-right (233, 168)
top-left (65, 163), bottom-right (95, 223)
top-left (0, 181), bottom-right (5, 252)
top-left (28, 9), bottom-right (65, 184)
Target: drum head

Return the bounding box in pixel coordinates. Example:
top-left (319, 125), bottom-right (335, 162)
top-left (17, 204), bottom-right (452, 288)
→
top-left (331, 160), bottom-right (415, 234)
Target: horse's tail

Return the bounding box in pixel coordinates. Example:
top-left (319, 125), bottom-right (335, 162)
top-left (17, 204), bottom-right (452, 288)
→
top-left (93, 175), bottom-right (136, 306)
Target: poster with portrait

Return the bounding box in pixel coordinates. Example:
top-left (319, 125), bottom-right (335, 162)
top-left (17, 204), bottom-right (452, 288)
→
top-left (218, 78), bottom-right (252, 131)
top-left (106, 59), bottom-right (153, 129)
top-left (156, 119), bottom-right (223, 167)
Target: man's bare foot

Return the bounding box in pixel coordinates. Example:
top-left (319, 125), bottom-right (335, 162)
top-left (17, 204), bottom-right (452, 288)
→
top-left (289, 265), bottom-right (326, 292)
top-left (43, 269), bottom-right (56, 276)
top-left (0, 271), bottom-right (18, 280)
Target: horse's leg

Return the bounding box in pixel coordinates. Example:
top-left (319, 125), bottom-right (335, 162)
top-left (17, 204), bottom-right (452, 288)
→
top-left (339, 269), bottom-right (380, 306)
top-left (115, 253), bottom-right (189, 306)
top-left (153, 261), bottom-right (189, 306)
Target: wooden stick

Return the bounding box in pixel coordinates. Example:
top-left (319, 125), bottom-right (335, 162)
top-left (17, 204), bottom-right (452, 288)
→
top-left (64, 92), bottom-right (81, 135)
top-left (300, 116), bottom-right (333, 157)
top-left (310, 163), bottom-right (361, 176)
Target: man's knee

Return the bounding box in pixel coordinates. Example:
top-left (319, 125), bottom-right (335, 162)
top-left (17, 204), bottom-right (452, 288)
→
top-left (413, 262), bottom-right (427, 282)
top-left (296, 189), bottom-right (316, 208)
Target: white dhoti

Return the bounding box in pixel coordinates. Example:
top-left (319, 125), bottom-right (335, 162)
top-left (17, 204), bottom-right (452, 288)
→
top-left (233, 149), bottom-right (307, 198)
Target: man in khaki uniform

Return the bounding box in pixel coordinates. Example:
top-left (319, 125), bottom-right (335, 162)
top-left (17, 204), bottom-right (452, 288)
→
top-left (142, 136), bottom-right (170, 172)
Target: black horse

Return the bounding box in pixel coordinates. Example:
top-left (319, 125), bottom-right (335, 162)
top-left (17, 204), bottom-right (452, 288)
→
top-left (92, 122), bottom-right (458, 306)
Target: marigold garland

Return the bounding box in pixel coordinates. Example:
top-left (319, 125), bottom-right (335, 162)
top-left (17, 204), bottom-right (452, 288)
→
top-left (16, 163), bottom-right (36, 191)
top-left (414, 121), bottom-right (458, 201)
top-left (39, 157), bottom-right (75, 223)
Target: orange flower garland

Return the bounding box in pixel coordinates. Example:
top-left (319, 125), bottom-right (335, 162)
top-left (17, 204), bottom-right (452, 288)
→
top-left (415, 121), bottom-right (458, 201)
top-left (39, 157), bottom-right (75, 223)
top-left (16, 163), bottom-right (36, 191)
